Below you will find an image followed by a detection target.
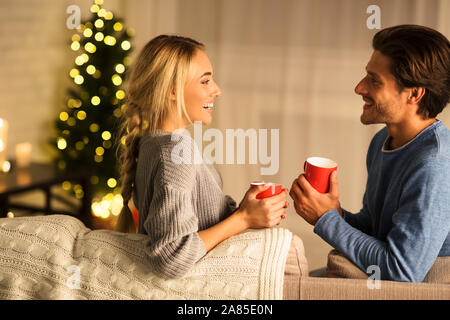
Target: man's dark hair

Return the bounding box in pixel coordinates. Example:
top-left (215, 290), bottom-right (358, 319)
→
top-left (373, 24), bottom-right (450, 118)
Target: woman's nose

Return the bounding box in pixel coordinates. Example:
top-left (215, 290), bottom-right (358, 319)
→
top-left (213, 82), bottom-right (221, 97)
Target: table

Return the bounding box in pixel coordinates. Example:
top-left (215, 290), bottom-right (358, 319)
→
top-left (0, 161), bottom-right (93, 228)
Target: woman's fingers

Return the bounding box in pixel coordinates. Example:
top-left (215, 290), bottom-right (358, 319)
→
top-left (265, 188), bottom-right (288, 205)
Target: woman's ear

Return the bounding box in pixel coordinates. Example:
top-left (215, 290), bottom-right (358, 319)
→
top-left (170, 89), bottom-right (177, 102)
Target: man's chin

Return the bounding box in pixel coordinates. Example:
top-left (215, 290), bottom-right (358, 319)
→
top-left (360, 114), bottom-right (377, 125)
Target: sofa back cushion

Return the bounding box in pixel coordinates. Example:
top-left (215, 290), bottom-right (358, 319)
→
top-left (325, 250), bottom-right (450, 284)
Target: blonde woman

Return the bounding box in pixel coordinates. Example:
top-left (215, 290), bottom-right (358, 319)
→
top-left (116, 35), bottom-right (288, 279)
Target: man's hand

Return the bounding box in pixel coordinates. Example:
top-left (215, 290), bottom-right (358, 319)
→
top-left (289, 171), bottom-right (342, 225)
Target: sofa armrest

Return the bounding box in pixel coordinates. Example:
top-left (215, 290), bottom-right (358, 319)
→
top-left (299, 276), bottom-right (450, 300)
top-left (283, 234), bottom-right (309, 299)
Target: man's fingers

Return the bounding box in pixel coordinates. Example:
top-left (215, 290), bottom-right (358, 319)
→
top-left (328, 170), bottom-right (339, 197)
top-left (289, 179), bottom-right (302, 202)
top-left (297, 174), bottom-right (315, 195)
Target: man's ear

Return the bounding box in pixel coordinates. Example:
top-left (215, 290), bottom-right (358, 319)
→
top-left (407, 87), bottom-right (426, 105)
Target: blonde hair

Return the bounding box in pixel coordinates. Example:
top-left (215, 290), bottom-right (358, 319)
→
top-left (115, 35), bottom-right (205, 232)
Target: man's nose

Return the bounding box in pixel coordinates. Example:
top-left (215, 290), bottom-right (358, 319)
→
top-left (354, 77), bottom-right (367, 95)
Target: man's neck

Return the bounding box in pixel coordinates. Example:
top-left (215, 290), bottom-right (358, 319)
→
top-left (386, 117), bottom-right (437, 150)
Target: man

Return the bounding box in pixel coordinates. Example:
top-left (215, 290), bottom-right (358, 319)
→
top-left (289, 25), bottom-right (450, 282)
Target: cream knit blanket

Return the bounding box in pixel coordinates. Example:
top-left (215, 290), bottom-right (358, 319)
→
top-left (0, 215), bottom-right (292, 300)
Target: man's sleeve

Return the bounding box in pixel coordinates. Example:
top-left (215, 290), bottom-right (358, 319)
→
top-left (342, 191), bottom-right (372, 235)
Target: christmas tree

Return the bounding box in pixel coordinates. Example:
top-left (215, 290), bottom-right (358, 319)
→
top-left (51, 0), bottom-right (133, 222)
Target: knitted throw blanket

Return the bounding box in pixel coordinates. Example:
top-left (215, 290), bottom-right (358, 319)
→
top-left (0, 215), bottom-right (292, 300)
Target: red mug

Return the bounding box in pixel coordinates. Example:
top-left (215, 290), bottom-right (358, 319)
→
top-left (250, 181), bottom-right (283, 199)
top-left (303, 157), bottom-right (337, 193)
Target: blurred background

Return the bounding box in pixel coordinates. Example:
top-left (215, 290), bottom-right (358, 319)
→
top-left (0, 0), bottom-right (449, 270)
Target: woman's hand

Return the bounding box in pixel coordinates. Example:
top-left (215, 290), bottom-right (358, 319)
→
top-left (199, 185), bottom-right (289, 252)
top-left (236, 185), bottom-right (289, 229)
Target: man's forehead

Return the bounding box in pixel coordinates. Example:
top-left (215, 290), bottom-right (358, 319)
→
top-left (366, 50), bottom-right (392, 78)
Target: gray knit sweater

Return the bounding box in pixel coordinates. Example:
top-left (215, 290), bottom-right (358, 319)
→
top-left (134, 130), bottom-right (237, 279)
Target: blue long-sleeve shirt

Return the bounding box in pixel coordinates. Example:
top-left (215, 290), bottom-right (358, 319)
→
top-left (314, 120), bottom-right (450, 282)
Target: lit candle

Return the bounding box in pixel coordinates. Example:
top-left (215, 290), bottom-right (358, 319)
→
top-left (16, 142), bottom-right (32, 168)
top-left (0, 118), bottom-right (8, 172)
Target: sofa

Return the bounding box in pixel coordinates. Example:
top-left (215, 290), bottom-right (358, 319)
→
top-left (0, 214), bottom-right (448, 300)
top-left (284, 234), bottom-right (450, 300)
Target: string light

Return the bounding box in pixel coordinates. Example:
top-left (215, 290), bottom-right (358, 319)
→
top-left (107, 178), bottom-right (117, 188)
top-left (115, 90), bottom-right (125, 100)
top-left (101, 131), bottom-right (111, 140)
top-left (104, 36), bottom-right (116, 46)
top-left (97, 9), bottom-right (107, 18)
top-left (115, 63), bottom-right (125, 74)
top-left (71, 41), bottom-right (80, 51)
top-left (113, 22), bottom-right (123, 31)
top-left (95, 146), bottom-right (105, 156)
top-left (86, 65), bottom-right (96, 75)
top-left (59, 112), bottom-right (69, 121)
top-left (85, 42), bottom-right (97, 53)
top-left (57, 138), bottom-right (67, 150)
top-left (95, 32), bottom-right (104, 42)
top-left (76, 110), bottom-right (87, 120)
top-left (92, 193), bottom-right (123, 219)
top-left (111, 74), bottom-right (122, 86)
top-left (90, 4), bottom-right (100, 13)
top-left (89, 123), bottom-right (100, 133)
top-left (74, 75), bottom-right (84, 84)
top-left (94, 19), bottom-right (104, 29)
top-left (91, 96), bottom-right (101, 106)
top-left (105, 12), bottom-right (114, 20)
top-left (83, 28), bottom-right (93, 38)
top-left (121, 40), bottom-right (131, 51)
top-left (69, 68), bottom-right (79, 78)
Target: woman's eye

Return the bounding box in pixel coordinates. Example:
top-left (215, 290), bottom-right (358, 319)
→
top-left (201, 79), bottom-right (210, 85)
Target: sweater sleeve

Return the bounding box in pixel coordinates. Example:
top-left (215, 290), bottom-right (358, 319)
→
top-left (140, 135), bottom-right (207, 279)
top-left (143, 184), bottom-right (206, 279)
top-left (315, 156), bottom-right (450, 282)
top-left (342, 191), bottom-right (372, 235)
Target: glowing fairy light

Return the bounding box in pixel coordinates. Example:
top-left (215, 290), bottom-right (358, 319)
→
top-left (91, 96), bottom-right (101, 106)
top-left (83, 28), bottom-right (93, 38)
top-left (121, 40), bottom-right (131, 51)
top-left (86, 65), bottom-right (96, 75)
top-left (85, 42), bottom-right (97, 53)
top-left (59, 112), bottom-right (69, 121)
top-left (94, 19), bottom-right (104, 29)
top-left (111, 74), bottom-right (122, 86)
top-left (57, 138), bottom-right (67, 150)
top-left (101, 131), bottom-right (111, 140)
top-left (104, 36), bottom-right (116, 46)
top-left (113, 22), bottom-right (123, 32)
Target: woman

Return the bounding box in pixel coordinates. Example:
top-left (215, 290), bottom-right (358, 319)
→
top-left (116, 35), bottom-right (288, 279)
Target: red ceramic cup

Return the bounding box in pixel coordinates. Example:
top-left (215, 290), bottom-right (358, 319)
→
top-left (303, 157), bottom-right (338, 193)
top-left (251, 181), bottom-right (283, 199)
